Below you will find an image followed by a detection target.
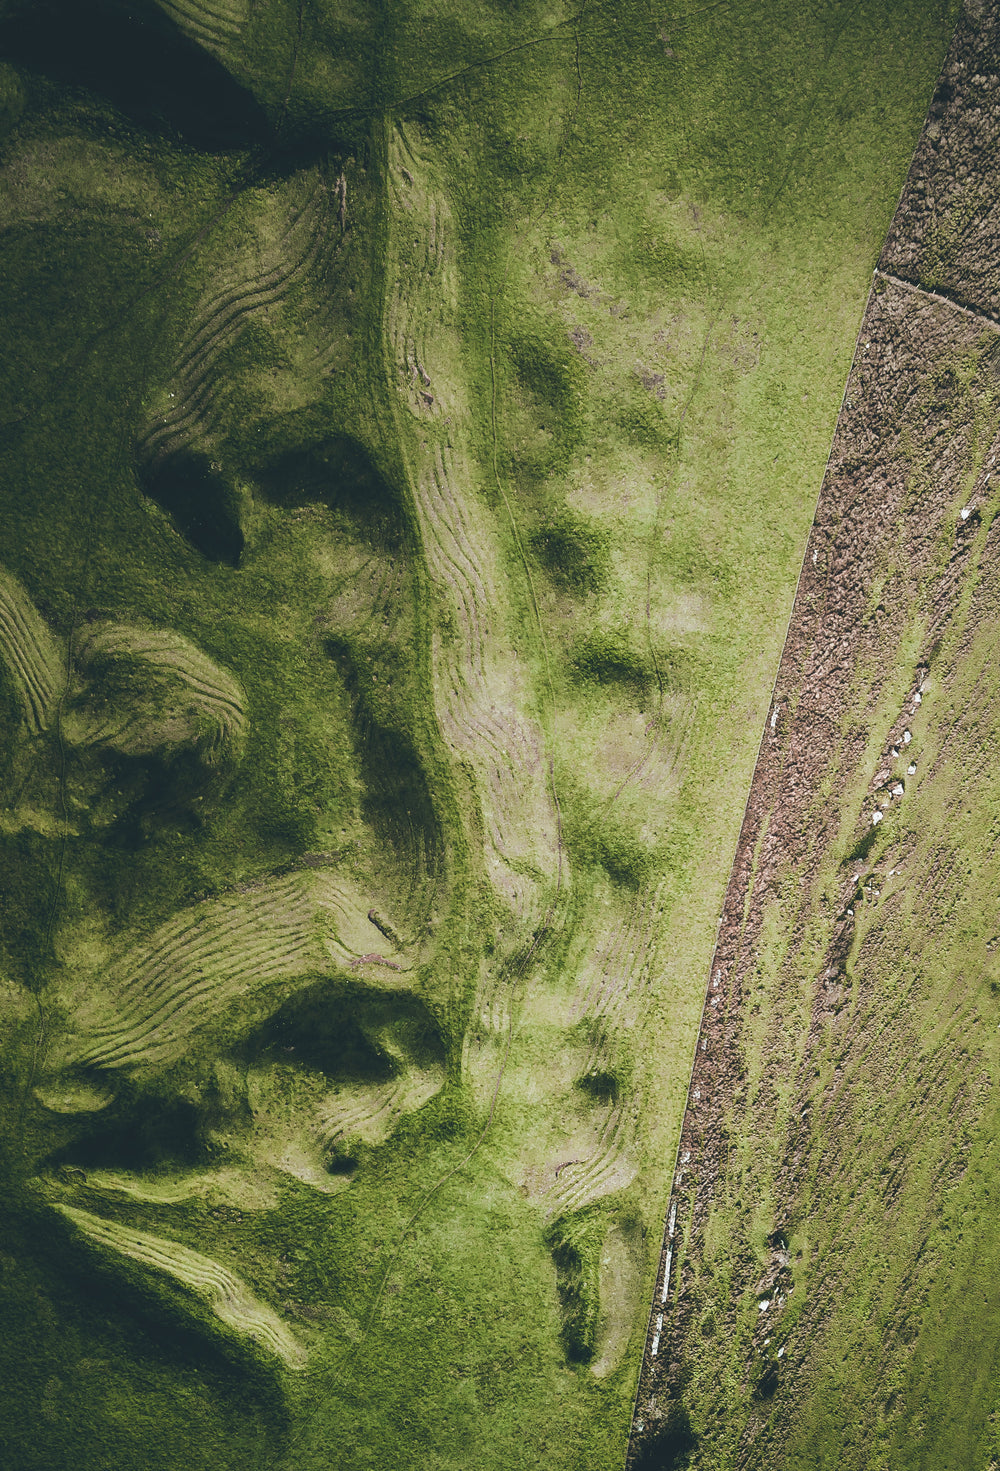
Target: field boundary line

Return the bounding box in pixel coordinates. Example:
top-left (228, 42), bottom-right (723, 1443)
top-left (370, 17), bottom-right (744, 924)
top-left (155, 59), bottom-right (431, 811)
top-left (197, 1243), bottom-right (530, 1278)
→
top-left (873, 267), bottom-right (1000, 335)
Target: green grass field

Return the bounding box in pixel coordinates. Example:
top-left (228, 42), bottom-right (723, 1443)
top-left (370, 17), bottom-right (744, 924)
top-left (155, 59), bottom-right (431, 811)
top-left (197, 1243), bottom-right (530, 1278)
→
top-left (0, 2), bottom-right (960, 1468)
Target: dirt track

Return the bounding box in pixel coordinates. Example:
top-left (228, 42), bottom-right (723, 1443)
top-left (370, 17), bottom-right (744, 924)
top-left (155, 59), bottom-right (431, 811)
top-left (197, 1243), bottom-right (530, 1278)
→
top-left (627, 3), bottom-right (1000, 1463)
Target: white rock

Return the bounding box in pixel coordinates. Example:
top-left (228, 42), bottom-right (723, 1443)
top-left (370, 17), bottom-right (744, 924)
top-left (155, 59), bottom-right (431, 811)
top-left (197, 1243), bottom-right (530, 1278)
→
top-left (872, 810), bottom-right (883, 826)
top-left (908, 763), bottom-right (916, 775)
top-left (903, 730), bottom-right (912, 744)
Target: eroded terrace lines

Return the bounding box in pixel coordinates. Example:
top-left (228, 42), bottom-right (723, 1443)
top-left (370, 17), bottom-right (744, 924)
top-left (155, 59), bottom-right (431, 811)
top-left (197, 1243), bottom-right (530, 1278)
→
top-left (547, 1098), bottom-right (638, 1218)
top-left (56, 1204), bottom-right (306, 1369)
top-left (72, 623), bottom-right (247, 760)
top-left (155, 0), bottom-right (246, 57)
top-left (570, 885), bottom-right (662, 1028)
top-left (0, 568), bottom-right (65, 737)
top-left (536, 884), bottom-right (662, 1222)
top-left (319, 1082), bottom-right (405, 1146)
top-left (384, 121), bottom-right (562, 925)
top-left (140, 172), bottom-right (340, 463)
top-left (63, 872), bottom-right (407, 1074)
top-left (316, 1057), bottom-right (444, 1152)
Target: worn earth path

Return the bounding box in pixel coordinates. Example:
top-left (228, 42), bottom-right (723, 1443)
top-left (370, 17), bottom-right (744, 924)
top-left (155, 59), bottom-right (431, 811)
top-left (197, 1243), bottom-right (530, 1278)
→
top-left (628, 1), bottom-right (1000, 1465)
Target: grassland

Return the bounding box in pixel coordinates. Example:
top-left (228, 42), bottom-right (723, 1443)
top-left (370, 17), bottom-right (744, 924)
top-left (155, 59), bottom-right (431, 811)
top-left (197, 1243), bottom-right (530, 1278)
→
top-left (660, 335), bottom-right (1000, 1467)
top-left (0, 2), bottom-right (960, 1469)
top-left (639, 14), bottom-right (1000, 1465)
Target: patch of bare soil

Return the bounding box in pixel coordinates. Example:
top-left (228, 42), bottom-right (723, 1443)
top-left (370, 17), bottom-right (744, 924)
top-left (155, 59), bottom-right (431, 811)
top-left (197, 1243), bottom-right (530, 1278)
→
top-left (628, 4), bottom-right (1000, 1464)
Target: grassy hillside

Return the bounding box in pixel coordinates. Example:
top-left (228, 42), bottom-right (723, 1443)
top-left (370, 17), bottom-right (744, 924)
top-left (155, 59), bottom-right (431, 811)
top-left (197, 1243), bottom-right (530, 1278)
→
top-left (0, 2), bottom-right (958, 1469)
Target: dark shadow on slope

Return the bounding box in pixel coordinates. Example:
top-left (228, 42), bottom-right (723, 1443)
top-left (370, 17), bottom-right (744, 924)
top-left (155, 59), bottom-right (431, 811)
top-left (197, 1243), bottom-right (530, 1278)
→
top-left (542, 1213), bottom-right (608, 1366)
top-left (239, 980), bottom-right (446, 1080)
top-left (356, 714), bottom-right (442, 878)
top-left (4, 1201), bottom-right (292, 1456)
top-left (257, 436), bottom-right (405, 553)
top-left (632, 1407), bottom-right (697, 1471)
top-left (52, 1092), bottom-right (204, 1172)
top-left (325, 636), bottom-right (443, 883)
top-left (0, 0), bottom-right (271, 151)
top-left (138, 450), bottom-right (245, 566)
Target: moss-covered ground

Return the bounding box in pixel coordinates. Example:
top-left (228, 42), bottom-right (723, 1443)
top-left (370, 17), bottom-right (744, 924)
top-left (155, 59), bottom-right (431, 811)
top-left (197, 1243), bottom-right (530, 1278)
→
top-left (0, 1), bottom-right (958, 1468)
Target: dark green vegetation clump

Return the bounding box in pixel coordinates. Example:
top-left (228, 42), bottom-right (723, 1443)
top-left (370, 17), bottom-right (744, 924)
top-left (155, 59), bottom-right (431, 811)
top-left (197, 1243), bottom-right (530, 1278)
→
top-left (139, 452), bottom-right (245, 566)
top-left (530, 509), bottom-right (611, 596)
top-left (632, 1407), bottom-right (697, 1471)
top-left (545, 1211), bottom-right (606, 1363)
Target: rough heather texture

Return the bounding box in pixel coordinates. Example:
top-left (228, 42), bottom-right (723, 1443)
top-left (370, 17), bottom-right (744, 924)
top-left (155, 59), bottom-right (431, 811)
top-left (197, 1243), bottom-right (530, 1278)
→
top-left (882, 0), bottom-right (1000, 317)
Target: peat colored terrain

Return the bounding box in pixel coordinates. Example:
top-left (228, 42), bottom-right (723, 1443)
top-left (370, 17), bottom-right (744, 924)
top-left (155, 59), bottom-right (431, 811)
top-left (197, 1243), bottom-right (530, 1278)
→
top-left (631, 6), bottom-right (1000, 1469)
top-left (0, 2), bottom-right (964, 1470)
